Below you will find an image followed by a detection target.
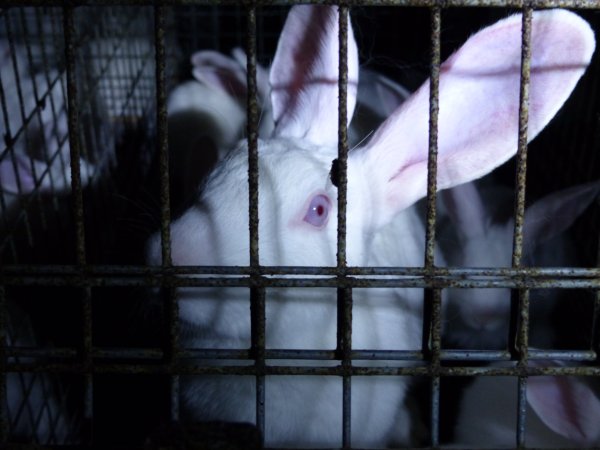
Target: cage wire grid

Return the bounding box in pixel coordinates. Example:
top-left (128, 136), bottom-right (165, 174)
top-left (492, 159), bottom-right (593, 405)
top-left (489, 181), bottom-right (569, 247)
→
top-left (0, 1), bottom-right (599, 449)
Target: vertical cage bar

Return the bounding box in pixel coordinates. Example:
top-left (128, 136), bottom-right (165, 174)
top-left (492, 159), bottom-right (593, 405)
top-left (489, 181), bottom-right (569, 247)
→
top-left (512, 8), bottom-right (533, 448)
top-left (429, 290), bottom-right (442, 446)
top-left (425, 6), bottom-right (442, 447)
top-left (155, 3), bottom-right (179, 422)
top-left (592, 293), bottom-right (600, 357)
top-left (64, 7), bottom-right (94, 444)
top-left (336, 6), bottom-right (352, 448)
top-left (247, 7), bottom-right (260, 269)
top-left (511, 8), bottom-right (532, 269)
top-left (592, 198), bottom-right (600, 357)
top-left (338, 286), bottom-right (352, 448)
top-left (82, 286), bottom-right (93, 427)
top-left (592, 240), bottom-right (600, 356)
top-left (516, 375), bottom-right (528, 447)
top-left (246, 6), bottom-right (265, 444)
top-left (336, 7), bottom-right (348, 270)
top-left (0, 286), bottom-right (6, 444)
top-left (63, 6), bottom-right (86, 267)
top-left (424, 5), bottom-right (441, 270)
top-left (154, 4), bottom-right (172, 268)
top-left (336, 5), bottom-right (349, 271)
top-left (512, 5), bottom-right (532, 362)
top-left (250, 287), bottom-right (266, 441)
top-left (170, 375), bottom-right (180, 423)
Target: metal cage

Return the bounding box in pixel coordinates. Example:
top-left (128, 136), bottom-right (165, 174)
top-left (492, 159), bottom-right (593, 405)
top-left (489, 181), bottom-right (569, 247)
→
top-left (0, 1), bottom-right (599, 449)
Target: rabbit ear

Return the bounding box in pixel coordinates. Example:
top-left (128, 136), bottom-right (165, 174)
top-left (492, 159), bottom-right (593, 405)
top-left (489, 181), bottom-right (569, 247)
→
top-left (269, 5), bottom-right (359, 146)
top-left (230, 47), bottom-right (271, 101)
top-left (440, 182), bottom-right (488, 238)
top-left (357, 10), bottom-right (595, 229)
top-left (527, 375), bottom-right (600, 445)
top-left (523, 180), bottom-right (600, 246)
top-left (191, 50), bottom-right (248, 99)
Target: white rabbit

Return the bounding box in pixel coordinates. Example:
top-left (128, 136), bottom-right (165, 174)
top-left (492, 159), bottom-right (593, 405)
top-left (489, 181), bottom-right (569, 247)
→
top-left (440, 180), bottom-right (600, 350)
top-left (453, 362), bottom-right (600, 448)
top-left (147, 6), bottom-right (595, 447)
top-left (0, 42), bottom-right (95, 215)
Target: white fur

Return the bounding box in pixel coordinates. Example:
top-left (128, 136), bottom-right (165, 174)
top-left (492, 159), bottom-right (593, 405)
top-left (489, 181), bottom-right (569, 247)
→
top-left (148, 6), bottom-right (595, 447)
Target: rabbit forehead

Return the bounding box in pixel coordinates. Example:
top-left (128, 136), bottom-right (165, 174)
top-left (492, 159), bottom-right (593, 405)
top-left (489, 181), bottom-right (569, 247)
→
top-left (173, 138), bottom-right (340, 267)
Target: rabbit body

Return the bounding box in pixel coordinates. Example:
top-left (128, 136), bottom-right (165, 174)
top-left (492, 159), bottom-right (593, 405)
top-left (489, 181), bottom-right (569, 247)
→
top-left (148, 6), bottom-right (595, 447)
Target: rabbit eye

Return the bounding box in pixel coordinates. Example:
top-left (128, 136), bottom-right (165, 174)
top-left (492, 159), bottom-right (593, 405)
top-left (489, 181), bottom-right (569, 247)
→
top-left (303, 194), bottom-right (331, 228)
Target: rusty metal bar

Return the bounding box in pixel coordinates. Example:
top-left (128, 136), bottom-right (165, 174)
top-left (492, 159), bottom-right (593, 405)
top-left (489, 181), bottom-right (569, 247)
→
top-left (424, 5), bottom-right (440, 269)
top-left (515, 375), bottom-right (528, 447)
top-left (424, 6), bottom-right (442, 446)
top-left (339, 283), bottom-right (352, 446)
top-left (337, 4), bottom-right (349, 271)
top-left (63, 6), bottom-right (87, 267)
top-left (511, 9), bottom-right (532, 270)
top-left (3, 0), bottom-right (600, 8)
top-left (250, 286), bottom-right (266, 441)
top-left (3, 346), bottom-right (595, 363)
top-left (247, 7), bottom-right (260, 269)
top-left (245, 7), bottom-right (265, 443)
top-left (336, 5), bottom-right (352, 448)
top-left (512, 8), bottom-right (534, 447)
top-left (154, 3), bottom-right (179, 423)
top-left (592, 194), bottom-right (600, 357)
top-left (2, 271), bottom-right (600, 289)
top-left (64, 7), bottom-right (95, 444)
top-left (154, 4), bottom-right (172, 268)
top-left (5, 264), bottom-right (600, 278)
top-left (0, 286), bottom-right (6, 444)
top-left (5, 361), bottom-right (600, 377)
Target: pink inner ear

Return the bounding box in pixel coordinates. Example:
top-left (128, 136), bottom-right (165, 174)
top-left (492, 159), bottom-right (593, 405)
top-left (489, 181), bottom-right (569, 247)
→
top-left (528, 376), bottom-right (600, 445)
top-left (191, 50), bottom-right (248, 98)
top-left (269, 5), bottom-right (358, 146)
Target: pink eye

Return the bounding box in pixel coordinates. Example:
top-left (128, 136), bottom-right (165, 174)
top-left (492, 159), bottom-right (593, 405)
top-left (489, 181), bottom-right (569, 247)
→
top-left (303, 194), bottom-right (331, 228)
